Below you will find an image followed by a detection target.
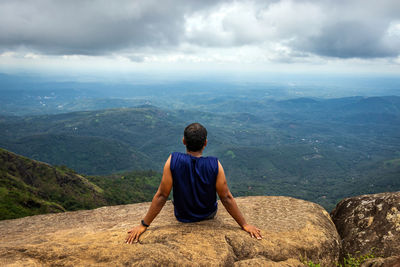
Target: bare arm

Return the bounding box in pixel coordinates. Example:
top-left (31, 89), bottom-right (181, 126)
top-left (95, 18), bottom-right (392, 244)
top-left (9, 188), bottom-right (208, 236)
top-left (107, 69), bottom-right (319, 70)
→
top-left (126, 155), bottom-right (173, 244)
top-left (216, 161), bottom-right (262, 239)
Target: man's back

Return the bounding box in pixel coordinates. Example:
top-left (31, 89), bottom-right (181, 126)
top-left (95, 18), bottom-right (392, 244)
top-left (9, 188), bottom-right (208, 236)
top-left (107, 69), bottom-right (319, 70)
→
top-left (125, 123), bottom-right (262, 244)
top-left (170, 152), bottom-right (218, 222)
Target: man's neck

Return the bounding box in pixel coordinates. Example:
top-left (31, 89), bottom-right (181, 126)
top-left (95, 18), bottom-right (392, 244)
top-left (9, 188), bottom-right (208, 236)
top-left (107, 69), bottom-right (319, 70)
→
top-left (186, 150), bottom-right (203, 157)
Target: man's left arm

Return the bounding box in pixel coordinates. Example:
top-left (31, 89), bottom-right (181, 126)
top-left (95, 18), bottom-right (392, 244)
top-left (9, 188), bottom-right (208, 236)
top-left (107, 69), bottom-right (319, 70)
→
top-left (125, 155), bottom-right (173, 244)
top-left (216, 161), bottom-right (262, 239)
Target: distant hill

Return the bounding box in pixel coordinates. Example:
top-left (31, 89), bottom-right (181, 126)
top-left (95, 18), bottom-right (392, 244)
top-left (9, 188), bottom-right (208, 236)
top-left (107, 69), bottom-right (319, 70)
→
top-left (0, 148), bottom-right (161, 220)
top-left (0, 106), bottom-right (181, 174)
top-left (8, 134), bottom-right (154, 175)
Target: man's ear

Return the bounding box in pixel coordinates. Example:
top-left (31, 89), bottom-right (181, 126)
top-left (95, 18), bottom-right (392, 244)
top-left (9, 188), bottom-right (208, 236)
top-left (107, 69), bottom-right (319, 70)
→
top-left (204, 139), bottom-right (208, 148)
top-left (182, 137), bottom-right (186, 145)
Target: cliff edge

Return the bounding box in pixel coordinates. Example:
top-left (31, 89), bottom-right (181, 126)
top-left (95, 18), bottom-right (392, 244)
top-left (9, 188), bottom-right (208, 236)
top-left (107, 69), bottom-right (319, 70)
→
top-left (0, 196), bottom-right (340, 266)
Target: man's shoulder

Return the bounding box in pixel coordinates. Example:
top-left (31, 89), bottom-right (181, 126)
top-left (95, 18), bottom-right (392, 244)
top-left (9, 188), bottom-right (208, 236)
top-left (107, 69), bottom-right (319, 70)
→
top-left (204, 156), bottom-right (218, 162)
top-left (171, 152), bottom-right (218, 159)
top-left (170, 152), bottom-right (186, 169)
top-left (171, 152), bottom-right (185, 160)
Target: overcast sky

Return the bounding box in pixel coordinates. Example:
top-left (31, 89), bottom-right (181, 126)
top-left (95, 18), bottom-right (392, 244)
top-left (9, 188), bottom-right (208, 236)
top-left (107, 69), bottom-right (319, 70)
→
top-left (1, 0), bottom-right (400, 76)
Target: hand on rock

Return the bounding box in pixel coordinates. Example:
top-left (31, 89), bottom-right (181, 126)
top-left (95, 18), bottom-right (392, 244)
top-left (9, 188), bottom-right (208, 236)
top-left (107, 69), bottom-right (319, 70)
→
top-left (126, 224), bottom-right (147, 244)
top-left (242, 224), bottom-right (262, 239)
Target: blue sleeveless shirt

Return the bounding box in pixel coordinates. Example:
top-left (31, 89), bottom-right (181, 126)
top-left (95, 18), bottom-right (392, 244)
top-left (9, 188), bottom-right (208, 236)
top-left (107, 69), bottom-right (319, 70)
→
top-left (170, 152), bottom-right (219, 222)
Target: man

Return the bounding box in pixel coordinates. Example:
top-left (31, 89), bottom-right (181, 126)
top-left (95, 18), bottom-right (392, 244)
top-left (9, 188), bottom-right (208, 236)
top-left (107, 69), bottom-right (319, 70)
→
top-left (126, 123), bottom-right (262, 244)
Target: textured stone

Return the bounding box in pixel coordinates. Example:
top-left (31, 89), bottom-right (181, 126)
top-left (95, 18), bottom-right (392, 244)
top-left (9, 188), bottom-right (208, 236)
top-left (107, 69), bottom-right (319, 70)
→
top-left (361, 256), bottom-right (400, 267)
top-left (331, 192), bottom-right (400, 259)
top-left (234, 258), bottom-right (305, 266)
top-left (0, 196), bottom-right (340, 266)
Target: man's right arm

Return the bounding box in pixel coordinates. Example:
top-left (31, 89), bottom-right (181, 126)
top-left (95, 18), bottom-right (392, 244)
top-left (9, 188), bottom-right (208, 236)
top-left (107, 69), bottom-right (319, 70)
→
top-left (125, 155), bottom-right (173, 244)
top-left (215, 161), bottom-right (262, 239)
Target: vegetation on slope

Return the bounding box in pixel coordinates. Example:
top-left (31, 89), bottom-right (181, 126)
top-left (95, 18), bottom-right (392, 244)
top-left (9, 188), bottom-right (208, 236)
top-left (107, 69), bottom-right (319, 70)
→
top-left (0, 148), bottom-right (106, 219)
top-left (0, 148), bottom-right (161, 220)
top-left (88, 171), bottom-right (161, 205)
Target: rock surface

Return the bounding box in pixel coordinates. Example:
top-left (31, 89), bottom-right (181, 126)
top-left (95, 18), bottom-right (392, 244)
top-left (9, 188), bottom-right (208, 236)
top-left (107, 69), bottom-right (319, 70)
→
top-left (361, 256), bottom-right (400, 267)
top-left (0, 196), bottom-right (340, 266)
top-left (331, 191), bottom-right (400, 259)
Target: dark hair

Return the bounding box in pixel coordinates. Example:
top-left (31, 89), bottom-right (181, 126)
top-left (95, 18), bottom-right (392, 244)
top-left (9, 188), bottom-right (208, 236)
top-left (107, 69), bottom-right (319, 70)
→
top-left (184, 123), bottom-right (207, 152)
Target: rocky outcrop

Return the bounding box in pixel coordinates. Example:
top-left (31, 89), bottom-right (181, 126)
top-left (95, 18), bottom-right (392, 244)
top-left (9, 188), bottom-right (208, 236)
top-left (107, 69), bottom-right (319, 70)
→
top-left (331, 192), bottom-right (400, 260)
top-left (361, 256), bottom-right (400, 267)
top-left (0, 196), bottom-right (340, 266)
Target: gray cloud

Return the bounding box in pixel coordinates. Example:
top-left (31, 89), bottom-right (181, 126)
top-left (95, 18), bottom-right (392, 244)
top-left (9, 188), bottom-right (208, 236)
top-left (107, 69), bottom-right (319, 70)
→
top-left (304, 21), bottom-right (397, 58)
top-left (0, 0), bottom-right (227, 55)
top-left (296, 0), bottom-right (400, 58)
top-left (0, 0), bottom-right (399, 60)
top-left (183, 0), bottom-right (400, 59)
top-left (126, 54), bottom-right (145, 62)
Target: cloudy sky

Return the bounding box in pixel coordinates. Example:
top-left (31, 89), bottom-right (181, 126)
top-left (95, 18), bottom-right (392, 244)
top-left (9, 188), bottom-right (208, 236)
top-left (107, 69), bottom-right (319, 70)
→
top-left (1, 0), bottom-right (400, 76)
